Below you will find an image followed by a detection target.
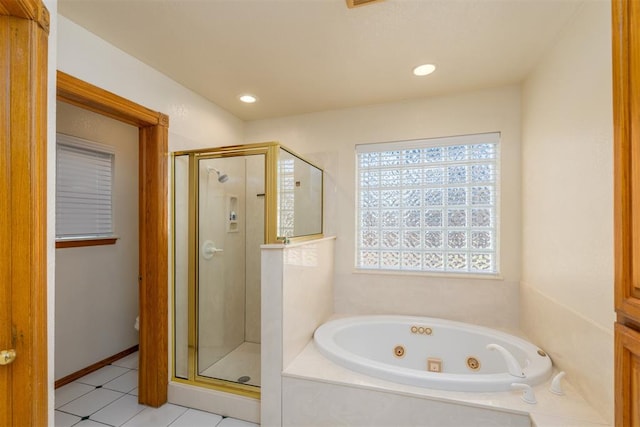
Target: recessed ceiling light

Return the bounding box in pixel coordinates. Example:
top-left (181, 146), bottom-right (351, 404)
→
top-left (413, 64), bottom-right (436, 77)
top-left (239, 94), bottom-right (258, 104)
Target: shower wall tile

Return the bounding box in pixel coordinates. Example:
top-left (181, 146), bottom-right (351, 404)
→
top-left (520, 283), bottom-right (614, 423)
top-left (282, 238), bottom-right (335, 367)
top-left (261, 236), bottom-right (336, 427)
top-left (281, 376), bottom-right (530, 427)
top-left (335, 274), bottom-right (520, 330)
top-left (260, 248), bottom-right (284, 427)
top-left (198, 158), bottom-right (247, 369)
top-left (284, 342), bottom-right (608, 426)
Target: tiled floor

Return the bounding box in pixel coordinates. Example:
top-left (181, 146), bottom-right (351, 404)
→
top-left (55, 352), bottom-right (259, 427)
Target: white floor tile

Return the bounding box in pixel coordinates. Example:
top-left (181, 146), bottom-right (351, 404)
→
top-left (170, 408), bottom-right (223, 426)
top-left (121, 403), bottom-right (188, 427)
top-left (58, 388), bottom-right (125, 417)
top-left (74, 420), bottom-right (112, 426)
top-left (103, 370), bottom-right (138, 393)
top-left (217, 418), bottom-right (259, 427)
top-left (90, 395), bottom-right (146, 426)
top-left (55, 410), bottom-right (81, 427)
top-left (55, 351), bottom-right (253, 427)
top-left (55, 382), bottom-right (96, 408)
top-left (91, 394), bottom-right (146, 426)
top-left (112, 352), bottom-right (139, 370)
top-left (76, 365), bottom-right (131, 387)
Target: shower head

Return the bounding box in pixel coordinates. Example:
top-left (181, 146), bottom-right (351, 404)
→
top-left (207, 167), bottom-right (229, 183)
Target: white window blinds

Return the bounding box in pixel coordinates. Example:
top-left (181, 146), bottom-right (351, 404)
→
top-left (56, 134), bottom-right (115, 240)
top-left (356, 132), bottom-right (500, 275)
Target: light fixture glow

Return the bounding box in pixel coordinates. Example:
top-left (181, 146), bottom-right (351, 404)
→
top-left (239, 94), bottom-right (258, 103)
top-left (413, 64), bottom-right (436, 76)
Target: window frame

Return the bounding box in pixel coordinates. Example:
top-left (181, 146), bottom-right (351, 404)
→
top-left (354, 132), bottom-right (501, 277)
top-left (55, 133), bottom-right (118, 248)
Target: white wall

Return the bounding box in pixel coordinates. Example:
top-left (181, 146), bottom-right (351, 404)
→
top-left (56, 10), bottom-right (246, 406)
top-left (57, 15), bottom-right (244, 152)
top-left (247, 86), bottom-right (522, 329)
top-left (520, 1), bottom-right (613, 422)
top-left (55, 102), bottom-right (140, 379)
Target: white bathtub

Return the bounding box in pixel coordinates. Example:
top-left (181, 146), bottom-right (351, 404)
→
top-left (313, 315), bottom-right (552, 392)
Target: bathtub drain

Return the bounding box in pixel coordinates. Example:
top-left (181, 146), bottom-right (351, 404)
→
top-left (237, 376), bottom-right (251, 383)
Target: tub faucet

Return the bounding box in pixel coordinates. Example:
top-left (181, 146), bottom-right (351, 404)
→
top-left (511, 383), bottom-right (536, 404)
top-left (486, 343), bottom-right (525, 378)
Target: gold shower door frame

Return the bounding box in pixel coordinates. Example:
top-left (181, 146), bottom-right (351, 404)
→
top-left (172, 141), bottom-right (326, 400)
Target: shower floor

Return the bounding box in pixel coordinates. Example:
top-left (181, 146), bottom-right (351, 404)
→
top-left (200, 342), bottom-right (261, 387)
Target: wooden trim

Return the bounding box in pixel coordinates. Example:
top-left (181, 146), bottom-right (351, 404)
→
top-left (613, 1), bottom-right (640, 424)
top-left (55, 238), bottom-right (118, 249)
top-left (54, 345), bottom-right (139, 389)
top-left (57, 71), bottom-right (168, 128)
top-left (615, 323), bottom-right (640, 426)
top-left (57, 71), bottom-right (169, 407)
top-left (138, 122), bottom-right (169, 407)
top-left (613, 0), bottom-right (640, 323)
top-left (0, 1), bottom-right (49, 424)
top-left (0, 0), bottom-right (49, 32)
top-left (613, 0), bottom-right (630, 314)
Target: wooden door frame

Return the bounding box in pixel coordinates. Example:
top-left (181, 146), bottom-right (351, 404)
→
top-left (2, 0), bottom-right (169, 414)
top-left (613, 0), bottom-right (640, 425)
top-left (0, 0), bottom-right (49, 425)
top-left (613, 0), bottom-right (640, 324)
top-left (57, 71), bottom-right (169, 407)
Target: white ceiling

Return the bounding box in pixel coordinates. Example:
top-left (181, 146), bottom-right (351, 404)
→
top-left (58, 0), bottom-right (584, 121)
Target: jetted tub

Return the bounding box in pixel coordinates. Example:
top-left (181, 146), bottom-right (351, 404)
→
top-left (313, 315), bottom-right (552, 392)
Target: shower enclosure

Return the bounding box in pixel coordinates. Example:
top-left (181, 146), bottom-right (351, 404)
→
top-left (172, 142), bottom-right (323, 399)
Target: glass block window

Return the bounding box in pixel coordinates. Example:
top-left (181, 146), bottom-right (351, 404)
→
top-left (356, 133), bottom-right (500, 274)
top-left (277, 157), bottom-right (295, 238)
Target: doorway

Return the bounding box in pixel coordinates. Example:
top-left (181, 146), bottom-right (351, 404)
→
top-left (54, 101), bottom-right (140, 386)
top-left (57, 71), bottom-right (169, 407)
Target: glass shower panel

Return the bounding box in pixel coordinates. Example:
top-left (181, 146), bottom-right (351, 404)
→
top-left (277, 148), bottom-right (323, 239)
top-left (196, 155), bottom-right (264, 388)
top-left (173, 154), bottom-right (189, 379)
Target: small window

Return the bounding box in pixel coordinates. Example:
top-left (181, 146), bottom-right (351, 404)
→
top-left (356, 133), bottom-right (500, 275)
top-left (56, 134), bottom-right (115, 242)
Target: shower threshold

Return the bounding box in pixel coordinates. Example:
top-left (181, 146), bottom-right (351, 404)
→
top-left (199, 342), bottom-right (261, 387)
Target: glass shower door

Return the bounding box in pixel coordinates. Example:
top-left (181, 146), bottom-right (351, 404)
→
top-left (196, 155), bottom-right (264, 388)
